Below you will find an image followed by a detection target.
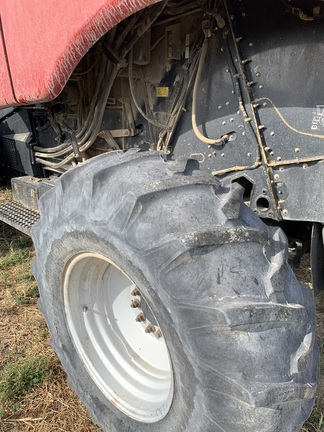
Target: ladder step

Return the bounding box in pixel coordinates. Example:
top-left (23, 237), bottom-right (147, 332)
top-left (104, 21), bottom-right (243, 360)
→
top-left (0, 201), bottom-right (39, 236)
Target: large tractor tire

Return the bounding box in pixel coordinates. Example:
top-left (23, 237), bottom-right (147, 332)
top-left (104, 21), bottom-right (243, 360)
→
top-left (31, 150), bottom-right (318, 432)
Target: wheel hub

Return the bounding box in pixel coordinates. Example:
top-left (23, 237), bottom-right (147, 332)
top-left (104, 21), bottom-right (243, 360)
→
top-left (63, 252), bottom-right (173, 423)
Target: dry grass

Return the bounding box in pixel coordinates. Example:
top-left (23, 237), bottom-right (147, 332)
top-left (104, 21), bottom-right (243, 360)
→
top-left (0, 187), bottom-right (100, 432)
top-left (294, 255), bottom-right (324, 432)
top-left (0, 185), bottom-right (323, 431)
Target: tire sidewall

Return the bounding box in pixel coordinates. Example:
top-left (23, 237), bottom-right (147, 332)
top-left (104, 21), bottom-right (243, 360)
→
top-left (38, 229), bottom-right (197, 432)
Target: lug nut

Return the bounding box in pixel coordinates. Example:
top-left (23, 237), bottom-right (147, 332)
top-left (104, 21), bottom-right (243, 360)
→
top-left (136, 312), bottom-right (146, 322)
top-left (155, 328), bottom-right (163, 339)
top-left (131, 288), bottom-right (141, 296)
top-left (130, 299), bottom-right (141, 308)
top-left (145, 323), bottom-right (155, 333)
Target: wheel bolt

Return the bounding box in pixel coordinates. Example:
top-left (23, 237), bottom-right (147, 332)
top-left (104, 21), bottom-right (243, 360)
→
top-left (155, 328), bottom-right (163, 339)
top-left (130, 299), bottom-right (141, 308)
top-left (131, 287), bottom-right (141, 296)
top-left (136, 312), bottom-right (146, 322)
top-left (145, 323), bottom-right (155, 333)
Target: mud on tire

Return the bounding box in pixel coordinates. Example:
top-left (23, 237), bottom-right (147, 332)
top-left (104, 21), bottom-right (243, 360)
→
top-left (31, 150), bottom-right (318, 432)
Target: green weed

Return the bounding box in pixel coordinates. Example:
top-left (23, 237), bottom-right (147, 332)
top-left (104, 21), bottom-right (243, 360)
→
top-left (11, 284), bottom-right (39, 306)
top-left (0, 249), bottom-right (31, 270)
top-left (0, 355), bottom-right (51, 418)
top-left (0, 270), bottom-right (9, 286)
top-left (16, 268), bottom-right (34, 282)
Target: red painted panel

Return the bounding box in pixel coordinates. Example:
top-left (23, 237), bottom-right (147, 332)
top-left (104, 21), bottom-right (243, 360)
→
top-left (0, 18), bottom-right (16, 106)
top-left (0, 0), bottom-right (158, 108)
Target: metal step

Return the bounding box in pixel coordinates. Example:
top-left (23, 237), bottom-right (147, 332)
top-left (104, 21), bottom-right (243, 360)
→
top-left (0, 201), bottom-right (39, 236)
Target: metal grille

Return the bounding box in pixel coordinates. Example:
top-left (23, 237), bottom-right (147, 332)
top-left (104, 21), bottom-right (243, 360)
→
top-left (0, 201), bottom-right (39, 236)
top-left (2, 137), bottom-right (20, 169)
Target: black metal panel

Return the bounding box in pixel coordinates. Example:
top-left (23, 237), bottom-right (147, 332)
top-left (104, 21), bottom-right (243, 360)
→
top-left (2, 133), bottom-right (42, 176)
top-left (172, 31), bottom-right (259, 175)
top-left (272, 160), bottom-right (324, 222)
top-left (221, 165), bottom-right (277, 219)
top-left (0, 108), bottom-right (31, 136)
top-left (0, 108), bottom-right (43, 176)
top-left (234, 0), bottom-right (324, 165)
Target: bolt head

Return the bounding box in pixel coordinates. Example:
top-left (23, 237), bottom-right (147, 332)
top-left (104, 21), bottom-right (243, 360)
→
top-left (145, 323), bottom-right (156, 333)
top-left (136, 312), bottom-right (146, 322)
top-left (155, 328), bottom-right (163, 339)
top-left (131, 288), bottom-right (141, 296)
top-left (131, 299), bottom-right (141, 308)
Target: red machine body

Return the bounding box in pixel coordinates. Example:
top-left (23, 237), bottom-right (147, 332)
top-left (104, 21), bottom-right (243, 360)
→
top-left (0, 0), bottom-right (157, 107)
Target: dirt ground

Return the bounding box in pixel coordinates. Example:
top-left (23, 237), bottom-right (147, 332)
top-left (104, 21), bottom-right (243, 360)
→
top-left (0, 187), bottom-right (323, 431)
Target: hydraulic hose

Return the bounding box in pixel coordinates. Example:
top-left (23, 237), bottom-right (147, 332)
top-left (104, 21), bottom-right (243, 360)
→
top-left (192, 33), bottom-right (227, 145)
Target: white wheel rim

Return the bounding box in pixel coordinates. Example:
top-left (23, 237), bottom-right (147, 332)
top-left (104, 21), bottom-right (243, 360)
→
top-left (63, 252), bottom-right (173, 423)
